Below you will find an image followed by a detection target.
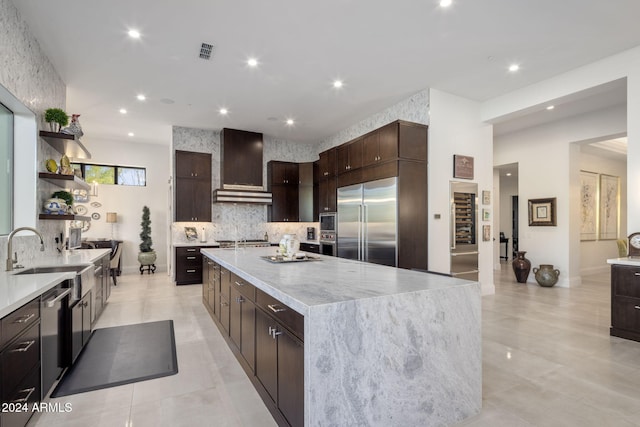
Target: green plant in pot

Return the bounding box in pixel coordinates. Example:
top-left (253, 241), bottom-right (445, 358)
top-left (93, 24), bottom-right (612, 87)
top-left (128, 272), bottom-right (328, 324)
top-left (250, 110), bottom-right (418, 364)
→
top-left (138, 205), bottom-right (157, 273)
top-left (44, 108), bottom-right (69, 133)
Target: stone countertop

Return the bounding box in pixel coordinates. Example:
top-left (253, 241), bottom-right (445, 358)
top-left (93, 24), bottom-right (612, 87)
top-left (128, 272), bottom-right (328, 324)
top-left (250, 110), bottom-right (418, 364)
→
top-left (607, 257), bottom-right (640, 266)
top-left (201, 247), bottom-right (476, 316)
top-left (0, 249), bottom-right (110, 318)
top-left (173, 242), bottom-right (220, 247)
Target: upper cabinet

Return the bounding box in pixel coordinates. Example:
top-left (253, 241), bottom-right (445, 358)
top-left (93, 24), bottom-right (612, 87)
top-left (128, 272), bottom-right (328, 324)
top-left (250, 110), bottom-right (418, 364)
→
top-left (318, 148), bottom-right (336, 178)
top-left (175, 150), bottom-right (212, 222)
top-left (267, 161), bottom-right (315, 222)
top-left (221, 128), bottom-right (263, 188)
top-left (362, 121), bottom-right (427, 167)
top-left (336, 138), bottom-right (362, 174)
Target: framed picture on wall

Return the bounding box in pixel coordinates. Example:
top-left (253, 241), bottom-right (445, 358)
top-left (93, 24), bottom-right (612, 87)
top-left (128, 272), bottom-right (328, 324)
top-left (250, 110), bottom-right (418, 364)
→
top-left (453, 155), bottom-right (474, 179)
top-left (528, 198), bottom-right (557, 226)
top-left (482, 209), bottom-right (490, 221)
top-left (599, 174), bottom-right (619, 240)
top-left (482, 225), bottom-right (491, 241)
top-left (482, 190), bottom-right (490, 205)
top-left (580, 170), bottom-right (598, 240)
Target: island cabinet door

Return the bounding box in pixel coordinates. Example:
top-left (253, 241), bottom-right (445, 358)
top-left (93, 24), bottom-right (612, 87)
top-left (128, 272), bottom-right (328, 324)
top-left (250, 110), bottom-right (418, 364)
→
top-left (278, 329), bottom-right (304, 427)
top-left (219, 294), bottom-right (230, 334)
top-left (229, 287), bottom-right (256, 370)
top-left (255, 308), bottom-right (278, 402)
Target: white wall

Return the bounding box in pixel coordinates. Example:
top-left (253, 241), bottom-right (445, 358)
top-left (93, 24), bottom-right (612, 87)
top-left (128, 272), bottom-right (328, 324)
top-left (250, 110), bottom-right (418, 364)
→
top-left (579, 151), bottom-right (627, 275)
top-left (80, 138), bottom-right (170, 274)
top-left (494, 105), bottom-right (626, 286)
top-left (428, 89), bottom-right (495, 295)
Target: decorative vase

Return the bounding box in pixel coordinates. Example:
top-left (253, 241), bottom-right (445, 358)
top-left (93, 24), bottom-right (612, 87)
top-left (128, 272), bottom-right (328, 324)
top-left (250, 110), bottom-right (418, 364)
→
top-left (43, 198), bottom-right (67, 215)
top-left (138, 251), bottom-right (157, 265)
top-left (533, 264), bottom-right (560, 287)
top-left (512, 251), bottom-right (531, 283)
top-left (279, 234), bottom-right (300, 258)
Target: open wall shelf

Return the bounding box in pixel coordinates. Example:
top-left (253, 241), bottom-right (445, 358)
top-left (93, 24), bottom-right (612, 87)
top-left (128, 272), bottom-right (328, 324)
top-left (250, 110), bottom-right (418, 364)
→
top-left (38, 172), bottom-right (90, 190)
top-left (39, 131), bottom-right (91, 159)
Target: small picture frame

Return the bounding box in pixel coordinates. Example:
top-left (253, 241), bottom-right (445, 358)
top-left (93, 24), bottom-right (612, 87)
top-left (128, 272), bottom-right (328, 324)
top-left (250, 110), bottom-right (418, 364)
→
top-left (482, 225), bottom-right (491, 242)
top-left (72, 189), bottom-right (89, 203)
top-left (482, 190), bottom-right (490, 205)
top-left (528, 197), bottom-right (557, 226)
top-left (482, 209), bottom-right (490, 221)
top-left (453, 155), bottom-right (474, 179)
top-left (184, 226), bottom-right (198, 240)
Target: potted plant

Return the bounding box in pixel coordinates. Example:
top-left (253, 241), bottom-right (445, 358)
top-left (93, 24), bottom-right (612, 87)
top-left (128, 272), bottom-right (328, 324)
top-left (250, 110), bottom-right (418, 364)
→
top-left (44, 108), bottom-right (69, 132)
top-left (138, 205), bottom-right (157, 273)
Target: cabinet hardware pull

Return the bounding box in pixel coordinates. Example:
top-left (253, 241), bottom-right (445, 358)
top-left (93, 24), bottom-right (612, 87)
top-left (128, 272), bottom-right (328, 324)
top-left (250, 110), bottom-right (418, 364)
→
top-left (207, 261), bottom-right (213, 265)
top-left (46, 288), bottom-right (72, 308)
top-left (186, 249), bottom-right (196, 252)
top-left (10, 340), bottom-right (35, 353)
top-left (221, 301), bottom-right (228, 307)
top-left (13, 313), bottom-right (35, 324)
top-left (272, 330), bottom-right (282, 338)
top-left (635, 306), bottom-right (640, 310)
top-left (236, 296), bottom-right (244, 303)
top-left (324, 172), bottom-right (328, 176)
top-left (634, 273), bottom-right (640, 276)
top-left (187, 256), bottom-right (197, 260)
top-left (267, 304), bottom-right (286, 313)
top-left (234, 281), bottom-right (244, 286)
top-left (187, 269), bottom-right (196, 273)
top-left (11, 387), bottom-right (35, 403)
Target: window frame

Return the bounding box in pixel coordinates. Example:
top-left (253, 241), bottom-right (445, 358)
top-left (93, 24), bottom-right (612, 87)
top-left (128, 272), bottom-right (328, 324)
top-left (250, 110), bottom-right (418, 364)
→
top-left (72, 162), bottom-right (147, 187)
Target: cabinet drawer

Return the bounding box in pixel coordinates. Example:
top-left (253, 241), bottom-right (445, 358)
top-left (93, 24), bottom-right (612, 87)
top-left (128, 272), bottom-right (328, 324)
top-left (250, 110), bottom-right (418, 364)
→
top-left (176, 246), bottom-right (201, 256)
top-left (612, 265), bottom-right (640, 298)
top-left (612, 296), bottom-right (640, 332)
top-left (256, 289), bottom-right (304, 341)
top-left (1, 297), bottom-right (40, 348)
top-left (231, 273), bottom-right (256, 302)
top-left (1, 321), bottom-right (40, 399)
top-left (2, 365), bottom-right (40, 427)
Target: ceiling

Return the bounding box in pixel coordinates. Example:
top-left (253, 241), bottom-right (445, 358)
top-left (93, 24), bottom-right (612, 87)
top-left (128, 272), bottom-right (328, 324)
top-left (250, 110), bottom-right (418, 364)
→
top-left (12, 0), bottom-right (640, 146)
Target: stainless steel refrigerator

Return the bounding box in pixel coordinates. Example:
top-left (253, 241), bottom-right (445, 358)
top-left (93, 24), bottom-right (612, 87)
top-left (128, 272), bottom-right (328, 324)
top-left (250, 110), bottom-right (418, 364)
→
top-left (337, 177), bottom-right (397, 267)
top-left (450, 181), bottom-right (479, 281)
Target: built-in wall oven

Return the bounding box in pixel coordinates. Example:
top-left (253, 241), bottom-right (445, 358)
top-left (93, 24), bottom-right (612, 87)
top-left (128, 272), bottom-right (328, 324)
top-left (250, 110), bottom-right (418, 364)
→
top-left (319, 212), bottom-right (336, 256)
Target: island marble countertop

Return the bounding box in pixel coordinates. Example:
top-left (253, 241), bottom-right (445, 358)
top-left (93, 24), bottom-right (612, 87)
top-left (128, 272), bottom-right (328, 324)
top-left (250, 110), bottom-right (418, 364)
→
top-left (607, 257), bottom-right (640, 266)
top-left (0, 249), bottom-right (110, 318)
top-left (201, 246), bottom-right (476, 316)
top-left (173, 242), bottom-right (220, 247)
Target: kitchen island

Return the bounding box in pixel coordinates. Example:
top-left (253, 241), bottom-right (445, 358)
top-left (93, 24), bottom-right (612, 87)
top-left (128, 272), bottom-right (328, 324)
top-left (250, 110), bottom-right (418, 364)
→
top-left (202, 247), bottom-right (481, 426)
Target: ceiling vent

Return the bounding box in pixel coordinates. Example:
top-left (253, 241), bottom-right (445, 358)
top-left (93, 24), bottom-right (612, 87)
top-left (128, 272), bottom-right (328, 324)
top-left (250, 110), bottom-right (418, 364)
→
top-left (199, 43), bottom-right (214, 60)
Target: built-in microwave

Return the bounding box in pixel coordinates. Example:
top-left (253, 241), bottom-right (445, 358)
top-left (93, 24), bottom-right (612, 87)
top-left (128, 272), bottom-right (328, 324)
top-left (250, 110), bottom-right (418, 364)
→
top-left (319, 212), bottom-right (336, 232)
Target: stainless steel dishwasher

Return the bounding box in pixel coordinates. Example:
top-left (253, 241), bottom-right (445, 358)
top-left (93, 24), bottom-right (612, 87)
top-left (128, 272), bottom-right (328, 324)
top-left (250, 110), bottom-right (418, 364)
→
top-left (41, 283), bottom-right (72, 398)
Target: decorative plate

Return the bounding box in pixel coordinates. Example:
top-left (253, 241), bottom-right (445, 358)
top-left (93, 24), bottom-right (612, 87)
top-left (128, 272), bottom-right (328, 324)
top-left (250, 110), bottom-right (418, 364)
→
top-left (82, 221), bottom-right (91, 232)
top-left (75, 204), bottom-right (87, 215)
top-left (91, 212), bottom-right (101, 220)
top-left (90, 201), bottom-right (102, 208)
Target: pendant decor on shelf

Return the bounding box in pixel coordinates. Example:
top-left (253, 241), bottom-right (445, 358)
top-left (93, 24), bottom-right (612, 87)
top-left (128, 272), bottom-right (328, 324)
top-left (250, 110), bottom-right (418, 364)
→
top-left (61, 113), bottom-right (84, 137)
top-left (533, 264), bottom-right (560, 287)
top-left (512, 251), bottom-right (531, 283)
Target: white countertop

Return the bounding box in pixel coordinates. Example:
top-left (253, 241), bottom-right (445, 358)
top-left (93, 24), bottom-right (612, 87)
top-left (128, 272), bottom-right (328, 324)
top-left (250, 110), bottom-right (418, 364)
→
top-left (173, 242), bottom-right (220, 247)
top-left (607, 257), bottom-right (640, 266)
top-left (0, 249), bottom-right (110, 318)
top-left (201, 247), bottom-right (476, 316)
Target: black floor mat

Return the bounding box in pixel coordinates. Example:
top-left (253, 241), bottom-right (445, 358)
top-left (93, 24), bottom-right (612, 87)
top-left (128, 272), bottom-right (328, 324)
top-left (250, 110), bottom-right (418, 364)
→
top-left (51, 320), bottom-right (178, 397)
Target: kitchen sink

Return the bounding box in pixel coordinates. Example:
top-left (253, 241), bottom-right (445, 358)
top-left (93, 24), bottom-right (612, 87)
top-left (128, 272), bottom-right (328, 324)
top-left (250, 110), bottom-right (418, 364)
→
top-left (13, 265), bottom-right (91, 275)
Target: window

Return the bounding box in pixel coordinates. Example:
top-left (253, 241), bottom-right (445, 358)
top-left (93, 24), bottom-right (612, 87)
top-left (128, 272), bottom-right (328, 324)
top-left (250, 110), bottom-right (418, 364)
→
top-left (71, 163), bottom-right (146, 186)
top-left (0, 102), bottom-right (13, 234)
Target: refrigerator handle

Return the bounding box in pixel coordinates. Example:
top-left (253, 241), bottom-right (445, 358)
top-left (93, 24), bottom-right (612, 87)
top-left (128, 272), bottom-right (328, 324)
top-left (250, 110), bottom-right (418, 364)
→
top-left (451, 200), bottom-right (456, 250)
top-left (358, 204), bottom-right (363, 261)
top-left (363, 204), bottom-right (368, 262)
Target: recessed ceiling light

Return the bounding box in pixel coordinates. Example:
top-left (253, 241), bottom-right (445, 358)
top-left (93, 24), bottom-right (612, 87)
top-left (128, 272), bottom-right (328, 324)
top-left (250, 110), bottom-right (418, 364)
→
top-left (333, 80), bottom-right (343, 89)
top-left (119, 108), bottom-right (127, 114)
top-left (247, 58), bottom-right (258, 67)
top-left (286, 118), bottom-right (294, 126)
top-left (440, 0), bottom-right (452, 7)
top-left (219, 108), bottom-right (228, 115)
top-left (128, 29), bottom-right (141, 39)
top-left (508, 64), bottom-right (520, 72)
top-left (546, 105), bottom-right (555, 110)
top-left (128, 132), bottom-right (134, 137)
top-left (136, 94), bottom-right (146, 101)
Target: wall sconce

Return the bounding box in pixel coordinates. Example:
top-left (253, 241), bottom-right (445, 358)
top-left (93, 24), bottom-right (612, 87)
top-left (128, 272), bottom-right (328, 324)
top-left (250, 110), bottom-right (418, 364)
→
top-left (90, 181), bottom-right (99, 197)
top-left (106, 212), bottom-right (117, 239)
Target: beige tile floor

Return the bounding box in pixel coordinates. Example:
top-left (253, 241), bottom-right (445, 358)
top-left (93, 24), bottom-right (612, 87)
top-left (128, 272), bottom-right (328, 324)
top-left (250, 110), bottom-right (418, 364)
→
top-left (28, 263), bottom-right (640, 426)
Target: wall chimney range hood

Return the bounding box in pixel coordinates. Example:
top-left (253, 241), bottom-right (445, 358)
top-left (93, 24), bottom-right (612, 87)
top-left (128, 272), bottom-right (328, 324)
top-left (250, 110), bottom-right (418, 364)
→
top-left (213, 128), bottom-right (272, 204)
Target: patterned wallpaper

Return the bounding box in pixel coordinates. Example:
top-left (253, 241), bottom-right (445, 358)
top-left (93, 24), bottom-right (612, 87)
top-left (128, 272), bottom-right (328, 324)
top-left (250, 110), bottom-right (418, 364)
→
top-left (318, 89), bottom-right (429, 152)
top-left (0, 0), bottom-right (67, 264)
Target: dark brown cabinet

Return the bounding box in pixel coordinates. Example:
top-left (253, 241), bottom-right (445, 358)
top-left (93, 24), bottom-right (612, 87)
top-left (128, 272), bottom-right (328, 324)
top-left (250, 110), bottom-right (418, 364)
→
top-left (219, 266), bottom-right (231, 333)
top-left (268, 161), bottom-right (299, 222)
top-left (175, 246), bottom-right (216, 285)
top-left (318, 148), bottom-right (336, 178)
top-left (318, 176), bottom-right (337, 214)
top-left (203, 259), bottom-right (218, 316)
top-left (336, 137), bottom-right (363, 173)
top-left (610, 264), bottom-right (640, 342)
top-left (175, 150), bottom-right (212, 222)
top-left (1, 297), bottom-right (41, 427)
top-left (71, 291), bottom-right (91, 364)
top-left (221, 128), bottom-right (263, 187)
top-left (230, 285), bottom-right (256, 370)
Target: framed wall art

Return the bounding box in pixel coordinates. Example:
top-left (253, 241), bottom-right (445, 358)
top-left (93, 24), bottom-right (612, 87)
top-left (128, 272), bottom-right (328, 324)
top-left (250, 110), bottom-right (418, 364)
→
top-left (482, 209), bottom-right (490, 221)
top-left (482, 190), bottom-right (490, 205)
top-left (528, 197), bottom-right (556, 226)
top-left (599, 174), bottom-right (619, 240)
top-left (580, 170), bottom-right (598, 240)
top-left (453, 155), bottom-right (474, 179)
top-left (482, 225), bottom-right (491, 242)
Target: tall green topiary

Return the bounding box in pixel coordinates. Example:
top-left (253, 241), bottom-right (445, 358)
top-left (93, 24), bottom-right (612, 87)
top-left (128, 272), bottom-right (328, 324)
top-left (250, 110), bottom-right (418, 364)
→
top-left (139, 205), bottom-right (153, 252)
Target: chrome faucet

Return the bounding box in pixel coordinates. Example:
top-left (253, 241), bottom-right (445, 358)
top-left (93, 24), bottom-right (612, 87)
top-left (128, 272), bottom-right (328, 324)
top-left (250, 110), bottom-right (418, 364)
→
top-left (6, 227), bottom-right (45, 271)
